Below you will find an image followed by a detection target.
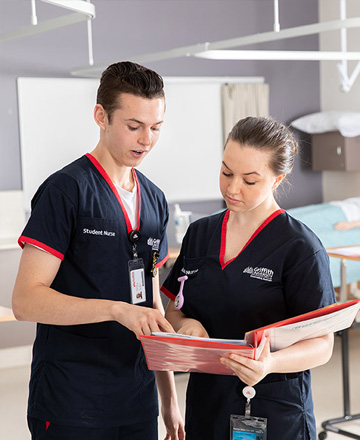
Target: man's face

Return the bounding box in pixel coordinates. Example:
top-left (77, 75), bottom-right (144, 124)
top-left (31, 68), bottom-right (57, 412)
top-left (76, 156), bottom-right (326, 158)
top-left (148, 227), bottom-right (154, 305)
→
top-left (100, 93), bottom-right (165, 168)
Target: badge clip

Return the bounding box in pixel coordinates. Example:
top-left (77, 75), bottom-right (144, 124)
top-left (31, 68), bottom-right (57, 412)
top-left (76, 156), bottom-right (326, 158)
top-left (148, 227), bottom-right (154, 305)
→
top-left (174, 275), bottom-right (188, 309)
top-left (243, 386), bottom-right (256, 418)
top-left (129, 230), bottom-right (141, 258)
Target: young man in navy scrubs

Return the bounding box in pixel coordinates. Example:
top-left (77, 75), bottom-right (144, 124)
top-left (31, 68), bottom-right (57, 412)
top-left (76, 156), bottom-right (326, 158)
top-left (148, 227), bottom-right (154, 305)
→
top-left (12, 61), bottom-right (185, 440)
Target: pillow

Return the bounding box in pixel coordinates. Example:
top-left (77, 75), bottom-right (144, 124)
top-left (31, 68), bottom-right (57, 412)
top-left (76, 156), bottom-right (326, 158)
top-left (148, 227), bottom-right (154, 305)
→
top-left (291, 111), bottom-right (360, 137)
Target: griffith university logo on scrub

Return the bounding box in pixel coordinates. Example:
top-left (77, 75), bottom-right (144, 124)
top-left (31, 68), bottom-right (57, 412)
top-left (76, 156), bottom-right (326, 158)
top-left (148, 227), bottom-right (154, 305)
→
top-left (243, 266), bottom-right (274, 282)
top-left (147, 237), bottom-right (160, 251)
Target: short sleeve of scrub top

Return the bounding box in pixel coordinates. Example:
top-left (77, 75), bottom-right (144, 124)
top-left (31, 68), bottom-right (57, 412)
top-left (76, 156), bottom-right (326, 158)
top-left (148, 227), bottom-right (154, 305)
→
top-left (19, 173), bottom-right (78, 259)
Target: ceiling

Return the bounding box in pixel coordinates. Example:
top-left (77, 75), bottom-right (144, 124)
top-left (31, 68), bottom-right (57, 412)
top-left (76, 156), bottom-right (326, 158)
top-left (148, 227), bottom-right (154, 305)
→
top-left (0, 0), bottom-right (330, 78)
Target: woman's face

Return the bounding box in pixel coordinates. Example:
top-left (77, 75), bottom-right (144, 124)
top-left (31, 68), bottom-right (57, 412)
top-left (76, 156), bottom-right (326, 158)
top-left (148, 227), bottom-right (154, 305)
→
top-left (219, 139), bottom-right (283, 214)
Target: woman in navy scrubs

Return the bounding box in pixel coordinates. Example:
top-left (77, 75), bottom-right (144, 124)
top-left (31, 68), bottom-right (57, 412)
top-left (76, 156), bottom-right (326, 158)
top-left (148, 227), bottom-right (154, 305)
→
top-left (12, 62), bottom-right (184, 440)
top-left (161, 116), bottom-right (336, 440)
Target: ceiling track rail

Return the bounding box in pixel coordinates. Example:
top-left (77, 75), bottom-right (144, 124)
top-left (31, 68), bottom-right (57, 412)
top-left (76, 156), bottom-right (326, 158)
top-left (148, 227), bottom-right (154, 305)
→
top-left (71, 16), bottom-right (360, 81)
top-left (1, 0), bottom-right (95, 65)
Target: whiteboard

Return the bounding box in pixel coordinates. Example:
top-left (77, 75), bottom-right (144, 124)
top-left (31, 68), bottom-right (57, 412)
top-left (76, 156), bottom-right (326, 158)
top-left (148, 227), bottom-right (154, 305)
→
top-left (17, 76), bottom-right (260, 212)
top-left (138, 79), bottom-right (223, 203)
top-left (18, 77), bottom-right (99, 212)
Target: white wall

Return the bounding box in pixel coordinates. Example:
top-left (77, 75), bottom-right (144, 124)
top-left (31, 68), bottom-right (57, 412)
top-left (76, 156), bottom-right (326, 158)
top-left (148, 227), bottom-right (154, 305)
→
top-left (319, 0), bottom-right (360, 202)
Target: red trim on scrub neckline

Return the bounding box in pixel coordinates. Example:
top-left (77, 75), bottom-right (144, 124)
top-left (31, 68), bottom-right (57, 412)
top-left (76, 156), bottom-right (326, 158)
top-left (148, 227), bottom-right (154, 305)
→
top-left (160, 284), bottom-right (176, 301)
top-left (85, 153), bottom-right (140, 234)
top-left (219, 209), bottom-right (285, 270)
top-left (220, 210), bottom-right (230, 269)
top-left (18, 236), bottom-right (64, 261)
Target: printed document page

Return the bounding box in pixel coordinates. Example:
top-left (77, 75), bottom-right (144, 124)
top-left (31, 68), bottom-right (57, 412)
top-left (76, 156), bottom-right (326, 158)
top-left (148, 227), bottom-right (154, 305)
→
top-left (151, 332), bottom-right (248, 345)
top-left (264, 303), bottom-right (360, 351)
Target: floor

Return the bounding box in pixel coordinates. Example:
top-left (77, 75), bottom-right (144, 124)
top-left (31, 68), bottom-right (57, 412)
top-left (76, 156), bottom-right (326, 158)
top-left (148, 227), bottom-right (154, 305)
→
top-left (1, 329), bottom-right (359, 440)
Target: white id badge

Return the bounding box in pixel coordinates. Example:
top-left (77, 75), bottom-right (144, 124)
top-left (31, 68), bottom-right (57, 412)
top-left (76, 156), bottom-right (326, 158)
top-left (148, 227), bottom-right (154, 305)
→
top-left (128, 258), bottom-right (146, 304)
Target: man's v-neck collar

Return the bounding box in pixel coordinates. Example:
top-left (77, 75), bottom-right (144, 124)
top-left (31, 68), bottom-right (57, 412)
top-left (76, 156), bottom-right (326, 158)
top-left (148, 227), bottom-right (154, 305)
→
top-left (85, 153), bottom-right (141, 233)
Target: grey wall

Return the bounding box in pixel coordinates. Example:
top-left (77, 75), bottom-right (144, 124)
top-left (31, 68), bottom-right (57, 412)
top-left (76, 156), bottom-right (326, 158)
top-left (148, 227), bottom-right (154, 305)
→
top-left (0, 0), bottom-right (322, 209)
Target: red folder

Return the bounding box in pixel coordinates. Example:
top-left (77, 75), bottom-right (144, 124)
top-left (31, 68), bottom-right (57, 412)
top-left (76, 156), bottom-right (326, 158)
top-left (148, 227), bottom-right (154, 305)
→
top-left (140, 299), bottom-right (360, 376)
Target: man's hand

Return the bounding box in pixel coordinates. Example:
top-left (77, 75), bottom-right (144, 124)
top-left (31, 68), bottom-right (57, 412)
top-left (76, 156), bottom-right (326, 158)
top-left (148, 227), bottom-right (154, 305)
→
top-left (162, 402), bottom-right (185, 440)
top-left (113, 302), bottom-right (175, 338)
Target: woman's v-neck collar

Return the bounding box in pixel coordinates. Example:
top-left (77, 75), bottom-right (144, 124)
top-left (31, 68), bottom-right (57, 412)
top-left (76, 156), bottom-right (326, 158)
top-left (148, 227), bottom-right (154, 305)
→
top-left (219, 208), bottom-right (285, 270)
top-left (85, 153), bottom-right (141, 233)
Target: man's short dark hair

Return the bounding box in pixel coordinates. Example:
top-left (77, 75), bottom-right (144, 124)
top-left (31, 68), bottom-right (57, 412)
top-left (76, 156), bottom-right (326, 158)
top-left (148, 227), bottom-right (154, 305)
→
top-left (96, 61), bottom-right (165, 122)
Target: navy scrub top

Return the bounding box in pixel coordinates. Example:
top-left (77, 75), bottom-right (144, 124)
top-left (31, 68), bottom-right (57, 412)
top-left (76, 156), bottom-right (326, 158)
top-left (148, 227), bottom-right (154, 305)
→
top-left (19, 154), bottom-right (169, 428)
top-left (161, 209), bottom-right (336, 440)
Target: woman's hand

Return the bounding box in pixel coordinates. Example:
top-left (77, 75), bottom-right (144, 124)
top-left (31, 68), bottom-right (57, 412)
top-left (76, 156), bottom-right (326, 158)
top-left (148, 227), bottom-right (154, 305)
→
top-left (220, 337), bottom-right (273, 386)
top-left (165, 300), bottom-right (209, 338)
top-left (221, 333), bottom-right (333, 385)
top-left (177, 318), bottom-right (209, 338)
